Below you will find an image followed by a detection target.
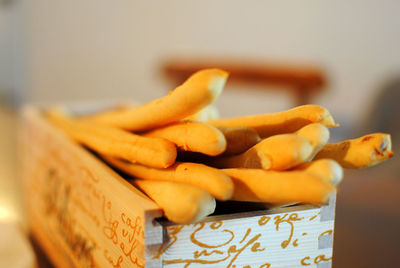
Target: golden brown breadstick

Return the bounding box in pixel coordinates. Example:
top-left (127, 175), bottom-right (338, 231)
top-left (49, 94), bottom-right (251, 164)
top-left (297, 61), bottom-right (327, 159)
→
top-left (216, 126), bottom-right (261, 155)
top-left (47, 111), bottom-right (177, 168)
top-left (223, 168), bottom-right (335, 205)
top-left (142, 120), bottom-right (226, 156)
top-left (207, 134), bottom-right (313, 170)
top-left (296, 123), bottom-right (330, 160)
top-left (104, 157), bottom-right (233, 200)
top-left (209, 104), bottom-right (337, 138)
top-left (131, 179), bottom-right (216, 224)
top-left (81, 69), bottom-right (228, 131)
top-left (261, 159), bottom-right (341, 207)
top-left (294, 159), bottom-right (343, 186)
top-left (314, 133), bottom-right (393, 169)
top-left (186, 104), bottom-right (219, 121)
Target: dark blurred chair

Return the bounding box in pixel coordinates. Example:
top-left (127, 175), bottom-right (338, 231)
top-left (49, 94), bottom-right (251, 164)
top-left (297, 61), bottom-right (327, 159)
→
top-left (334, 76), bottom-right (400, 268)
top-left (359, 77), bottom-right (400, 176)
top-left (162, 59), bottom-right (327, 106)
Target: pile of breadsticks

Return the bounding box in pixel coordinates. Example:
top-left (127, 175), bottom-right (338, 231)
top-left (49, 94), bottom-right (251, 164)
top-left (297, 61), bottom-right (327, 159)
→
top-left (47, 69), bottom-right (394, 224)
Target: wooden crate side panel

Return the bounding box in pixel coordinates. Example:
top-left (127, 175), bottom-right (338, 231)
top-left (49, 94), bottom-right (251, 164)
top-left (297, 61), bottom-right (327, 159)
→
top-left (21, 108), bottom-right (163, 268)
top-left (156, 203), bottom-right (335, 268)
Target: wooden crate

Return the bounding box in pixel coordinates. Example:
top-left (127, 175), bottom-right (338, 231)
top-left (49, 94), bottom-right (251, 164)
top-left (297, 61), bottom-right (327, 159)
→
top-left (20, 107), bottom-right (336, 268)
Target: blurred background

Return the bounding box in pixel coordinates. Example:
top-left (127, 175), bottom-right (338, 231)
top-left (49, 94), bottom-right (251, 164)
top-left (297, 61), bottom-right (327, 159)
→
top-left (1, 0), bottom-right (399, 267)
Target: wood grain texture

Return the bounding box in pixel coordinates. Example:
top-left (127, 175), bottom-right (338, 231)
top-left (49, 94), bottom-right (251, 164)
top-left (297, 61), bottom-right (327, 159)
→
top-left (20, 107), bottom-right (163, 268)
top-left (154, 198), bottom-right (336, 268)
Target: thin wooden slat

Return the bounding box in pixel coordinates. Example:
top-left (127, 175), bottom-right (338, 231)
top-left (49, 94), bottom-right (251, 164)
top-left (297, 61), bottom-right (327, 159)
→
top-left (154, 197), bottom-right (336, 267)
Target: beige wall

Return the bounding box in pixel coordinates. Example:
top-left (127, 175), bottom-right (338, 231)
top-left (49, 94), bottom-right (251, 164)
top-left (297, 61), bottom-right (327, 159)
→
top-left (4, 0), bottom-right (400, 128)
top-left (0, 2), bottom-right (14, 98)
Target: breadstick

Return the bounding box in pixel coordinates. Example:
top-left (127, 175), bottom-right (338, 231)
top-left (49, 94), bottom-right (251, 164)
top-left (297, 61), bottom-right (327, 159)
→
top-left (257, 158), bottom-right (341, 208)
top-left (131, 179), bottom-right (216, 224)
top-left (223, 168), bottom-right (335, 205)
top-left (209, 104), bottom-right (337, 138)
top-left (186, 104), bottom-right (219, 121)
top-left (296, 123), bottom-right (330, 160)
top-left (104, 157), bottom-right (233, 200)
top-left (294, 159), bottom-right (343, 186)
top-left (47, 111), bottom-right (177, 168)
top-left (142, 120), bottom-right (227, 156)
top-left (81, 68), bottom-right (228, 131)
top-left (314, 133), bottom-right (393, 169)
top-left (207, 134), bottom-right (313, 170)
top-left (217, 126), bottom-right (261, 155)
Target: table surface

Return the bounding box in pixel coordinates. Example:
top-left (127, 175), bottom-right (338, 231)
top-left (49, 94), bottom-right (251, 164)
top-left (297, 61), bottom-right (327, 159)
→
top-left (333, 167), bottom-right (400, 268)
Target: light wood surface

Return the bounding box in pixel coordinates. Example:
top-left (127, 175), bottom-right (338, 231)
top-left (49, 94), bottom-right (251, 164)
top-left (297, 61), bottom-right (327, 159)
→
top-left (155, 197), bottom-right (336, 267)
top-left (21, 107), bottom-right (163, 267)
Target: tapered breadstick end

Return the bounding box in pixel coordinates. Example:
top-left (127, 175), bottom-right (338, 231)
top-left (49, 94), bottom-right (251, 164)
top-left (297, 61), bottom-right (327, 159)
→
top-left (296, 123), bottom-right (330, 159)
top-left (318, 108), bottom-right (339, 128)
top-left (262, 135), bottom-right (313, 170)
top-left (106, 157), bottom-right (234, 201)
top-left (47, 109), bottom-right (177, 168)
top-left (208, 104), bottom-right (338, 138)
top-left (81, 68), bottom-right (228, 131)
top-left (186, 104), bottom-right (220, 121)
top-left (143, 120), bottom-right (227, 156)
top-left (207, 134), bottom-right (313, 170)
top-left (132, 180), bottom-right (216, 224)
top-left (224, 168), bottom-right (335, 205)
top-left (295, 159), bottom-right (343, 186)
top-left (315, 133), bottom-right (393, 169)
top-left (201, 69), bottom-right (229, 99)
top-left (327, 160), bottom-right (343, 186)
top-left (174, 162), bottom-right (234, 200)
top-left (167, 68), bottom-right (228, 119)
